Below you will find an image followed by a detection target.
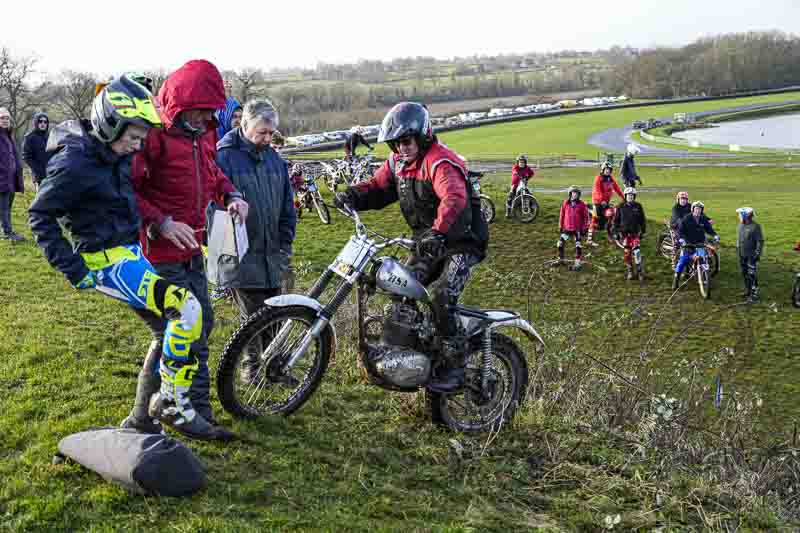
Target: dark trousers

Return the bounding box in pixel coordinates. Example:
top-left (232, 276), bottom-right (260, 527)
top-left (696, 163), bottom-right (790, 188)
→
top-left (0, 192), bottom-right (14, 235)
top-left (133, 254), bottom-right (215, 419)
top-left (739, 257), bottom-right (759, 295)
top-left (231, 287), bottom-right (281, 365)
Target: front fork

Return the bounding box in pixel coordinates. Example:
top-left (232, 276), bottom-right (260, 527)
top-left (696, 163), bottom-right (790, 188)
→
top-left (275, 270), bottom-right (354, 372)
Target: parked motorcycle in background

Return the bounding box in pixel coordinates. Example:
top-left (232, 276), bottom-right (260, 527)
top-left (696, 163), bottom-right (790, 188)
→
top-left (468, 170), bottom-right (496, 224)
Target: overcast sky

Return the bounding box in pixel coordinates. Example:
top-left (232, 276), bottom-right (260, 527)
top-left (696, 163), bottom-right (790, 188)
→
top-left (2, 0), bottom-right (799, 76)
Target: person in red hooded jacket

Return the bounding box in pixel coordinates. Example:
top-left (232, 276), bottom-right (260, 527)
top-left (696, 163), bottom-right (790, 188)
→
top-left (588, 160), bottom-right (624, 247)
top-left (131, 60), bottom-right (249, 441)
top-left (505, 154), bottom-right (535, 217)
top-left (557, 186), bottom-right (590, 269)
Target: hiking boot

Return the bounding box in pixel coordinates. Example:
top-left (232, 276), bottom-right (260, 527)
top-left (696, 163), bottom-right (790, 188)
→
top-left (504, 206), bottom-right (512, 218)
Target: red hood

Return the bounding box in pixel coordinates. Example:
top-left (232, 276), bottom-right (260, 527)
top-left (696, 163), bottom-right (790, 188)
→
top-left (158, 60), bottom-right (226, 129)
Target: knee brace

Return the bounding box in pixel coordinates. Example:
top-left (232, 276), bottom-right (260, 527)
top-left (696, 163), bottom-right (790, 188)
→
top-left (157, 282), bottom-right (203, 361)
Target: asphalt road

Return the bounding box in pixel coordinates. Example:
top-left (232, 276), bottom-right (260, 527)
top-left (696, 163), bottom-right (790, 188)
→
top-left (587, 101), bottom-right (800, 157)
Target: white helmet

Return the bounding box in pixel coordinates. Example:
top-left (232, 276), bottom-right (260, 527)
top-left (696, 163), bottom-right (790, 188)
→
top-left (626, 143), bottom-right (641, 156)
top-left (691, 201), bottom-right (705, 211)
top-left (736, 206), bottom-right (754, 220)
top-left (350, 125), bottom-right (363, 135)
top-left (623, 186), bottom-right (637, 198)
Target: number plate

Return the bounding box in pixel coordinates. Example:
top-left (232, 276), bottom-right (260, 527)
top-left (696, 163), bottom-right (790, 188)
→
top-left (331, 237), bottom-right (370, 279)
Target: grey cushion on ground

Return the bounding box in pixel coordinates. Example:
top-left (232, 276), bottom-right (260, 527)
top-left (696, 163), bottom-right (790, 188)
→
top-left (57, 427), bottom-right (206, 496)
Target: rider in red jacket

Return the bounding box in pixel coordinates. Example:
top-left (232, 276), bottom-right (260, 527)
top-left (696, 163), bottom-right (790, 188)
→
top-left (506, 155), bottom-right (535, 217)
top-left (558, 185), bottom-right (590, 269)
top-left (588, 161), bottom-right (624, 246)
top-left (131, 60), bottom-right (248, 441)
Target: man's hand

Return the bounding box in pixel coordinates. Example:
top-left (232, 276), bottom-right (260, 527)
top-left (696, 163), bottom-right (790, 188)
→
top-left (73, 271), bottom-right (97, 290)
top-left (227, 198), bottom-right (249, 224)
top-left (419, 230), bottom-right (447, 259)
top-left (161, 219), bottom-right (199, 250)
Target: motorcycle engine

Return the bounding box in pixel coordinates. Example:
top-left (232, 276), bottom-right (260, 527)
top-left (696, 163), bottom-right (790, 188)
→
top-left (366, 302), bottom-right (431, 390)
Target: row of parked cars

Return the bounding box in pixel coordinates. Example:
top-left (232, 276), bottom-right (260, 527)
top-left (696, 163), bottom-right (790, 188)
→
top-left (287, 95), bottom-right (628, 147)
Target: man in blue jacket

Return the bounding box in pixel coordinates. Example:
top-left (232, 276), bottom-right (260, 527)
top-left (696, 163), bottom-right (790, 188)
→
top-left (215, 98), bottom-right (297, 383)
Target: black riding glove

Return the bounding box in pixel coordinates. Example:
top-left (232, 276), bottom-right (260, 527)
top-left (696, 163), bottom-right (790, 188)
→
top-left (419, 230), bottom-right (447, 259)
top-left (333, 190), bottom-right (356, 210)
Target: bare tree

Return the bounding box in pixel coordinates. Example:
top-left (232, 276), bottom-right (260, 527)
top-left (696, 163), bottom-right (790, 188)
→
top-left (0, 47), bottom-right (39, 143)
top-left (53, 70), bottom-right (96, 120)
top-left (233, 67), bottom-right (264, 102)
top-left (144, 68), bottom-right (168, 95)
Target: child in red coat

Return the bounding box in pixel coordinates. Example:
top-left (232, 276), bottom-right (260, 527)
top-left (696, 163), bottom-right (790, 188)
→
top-left (558, 186), bottom-right (590, 269)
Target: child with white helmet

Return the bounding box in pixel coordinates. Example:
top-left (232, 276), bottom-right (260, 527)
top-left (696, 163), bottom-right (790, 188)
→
top-left (557, 186), bottom-right (590, 269)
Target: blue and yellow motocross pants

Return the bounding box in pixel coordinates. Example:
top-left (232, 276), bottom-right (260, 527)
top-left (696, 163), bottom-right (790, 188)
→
top-left (81, 244), bottom-right (203, 377)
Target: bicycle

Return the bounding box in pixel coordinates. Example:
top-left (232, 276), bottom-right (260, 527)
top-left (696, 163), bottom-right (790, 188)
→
top-left (319, 159), bottom-right (351, 193)
top-left (680, 242), bottom-right (716, 299)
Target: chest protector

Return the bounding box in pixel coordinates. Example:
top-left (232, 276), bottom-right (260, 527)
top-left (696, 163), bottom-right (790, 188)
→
top-left (390, 143), bottom-right (478, 239)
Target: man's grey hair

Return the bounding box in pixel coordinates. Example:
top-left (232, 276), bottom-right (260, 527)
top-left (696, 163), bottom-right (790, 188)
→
top-left (242, 99), bottom-right (279, 129)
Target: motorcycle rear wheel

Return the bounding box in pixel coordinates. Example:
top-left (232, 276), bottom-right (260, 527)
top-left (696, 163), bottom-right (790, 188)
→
top-left (657, 231), bottom-right (674, 260)
top-left (313, 195), bottom-right (331, 224)
top-left (428, 333), bottom-right (528, 433)
top-left (217, 305), bottom-right (332, 418)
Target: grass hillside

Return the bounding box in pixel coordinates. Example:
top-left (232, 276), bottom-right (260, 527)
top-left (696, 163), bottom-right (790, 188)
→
top-left (2, 162), bottom-right (799, 530)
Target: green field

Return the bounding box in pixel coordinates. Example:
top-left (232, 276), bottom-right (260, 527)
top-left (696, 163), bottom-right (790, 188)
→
top-left (341, 91), bottom-right (800, 161)
top-left (5, 95), bottom-right (800, 531)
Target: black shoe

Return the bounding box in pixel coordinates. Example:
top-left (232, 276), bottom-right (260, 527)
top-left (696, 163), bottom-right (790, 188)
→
top-left (427, 366), bottom-right (466, 394)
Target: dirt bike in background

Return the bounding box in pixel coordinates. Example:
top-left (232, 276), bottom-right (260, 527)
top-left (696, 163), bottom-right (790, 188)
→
top-left (319, 159), bottom-right (351, 192)
top-left (216, 205), bottom-right (545, 433)
top-left (349, 154), bottom-right (380, 185)
top-left (658, 220), bottom-right (720, 276)
top-left (508, 177), bottom-right (539, 223)
top-left (295, 174), bottom-right (331, 224)
top-left (468, 170), bottom-right (496, 224)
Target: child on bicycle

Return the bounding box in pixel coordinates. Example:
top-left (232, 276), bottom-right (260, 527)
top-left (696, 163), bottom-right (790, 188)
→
top-left (588, 161), bottom-right (624, 247)
top-left (612, 187), bottom-right (647, 280)
top-left (506, 154), bottom-right (534, 217)
top-left (735, 207), bottom-right (764, 302)
top-left (557, 186), bottom-right (590, 270)
top-left (673, 201), bottom-right (719, 290)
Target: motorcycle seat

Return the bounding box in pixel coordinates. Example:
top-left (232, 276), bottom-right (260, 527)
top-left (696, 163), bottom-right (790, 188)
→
top-left (456, 306), bottom-right (520, 323)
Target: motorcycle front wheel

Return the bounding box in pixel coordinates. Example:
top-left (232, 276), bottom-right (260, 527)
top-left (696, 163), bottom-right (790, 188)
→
top-left (512, 194), bottom-right (539, 223)
top-left (312, 194), bottom-right (331, 224)
top-left (428, 333), bottom-right (528, 433)
top-left (480, 195), bottom-right (496, 224)
top-left (698, 263), bottom-right (711, 300)
top-left (324, 175), bottom-right (338, 193)
top-left (217, 305), bottom-right (332, 418)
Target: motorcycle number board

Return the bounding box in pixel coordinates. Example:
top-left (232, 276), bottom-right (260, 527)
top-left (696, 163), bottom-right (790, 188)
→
top-left (332, 237), bottom-right (369, 278)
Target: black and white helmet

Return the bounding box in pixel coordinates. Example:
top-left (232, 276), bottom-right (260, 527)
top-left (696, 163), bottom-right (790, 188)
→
top-left (691, 201), bottom-right (705, 211)
top-left (623, 186), bottom-right (637, 199)
top-left (567, 185), bottom-right (581, 199)
top-left (378, 102), bottom-right (433, 152)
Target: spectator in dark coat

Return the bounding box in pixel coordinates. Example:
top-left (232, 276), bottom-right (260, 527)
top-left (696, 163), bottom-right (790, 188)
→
top-left (22, 112), bottom-right (50, 190)
top-left (215, 98), bottom-right (297, 384)
top-left (0, 107), bottom-right (25, 241)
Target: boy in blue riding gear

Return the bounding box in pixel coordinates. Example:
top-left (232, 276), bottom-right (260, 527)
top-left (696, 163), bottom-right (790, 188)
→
top-left (735, 207), bottom-right (764, 302)
top-left (28, 76), bottom-right (233, 441)
top-left (672, 201), bottom-right (718, 290)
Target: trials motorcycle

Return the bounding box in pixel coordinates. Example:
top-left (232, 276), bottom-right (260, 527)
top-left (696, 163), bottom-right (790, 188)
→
top-left (217, 206), bottom-right (545, 432)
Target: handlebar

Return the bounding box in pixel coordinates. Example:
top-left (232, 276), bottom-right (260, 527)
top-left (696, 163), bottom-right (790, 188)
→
top-left (336, 204), bottom-right (418, 253)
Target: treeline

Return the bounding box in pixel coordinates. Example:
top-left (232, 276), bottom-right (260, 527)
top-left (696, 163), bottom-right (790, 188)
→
top-left (604, 31), bottom-right (800, 99)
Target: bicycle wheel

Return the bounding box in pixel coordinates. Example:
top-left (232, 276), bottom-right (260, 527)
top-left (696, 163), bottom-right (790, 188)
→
top-left (324, 175), bottom-right (338, 193)
top-left (480, 195), bottom-right (496, 224)
top-left (313, 195), bottom-right (331, 224)
top-left (512, 194), bottom-right (539, 223)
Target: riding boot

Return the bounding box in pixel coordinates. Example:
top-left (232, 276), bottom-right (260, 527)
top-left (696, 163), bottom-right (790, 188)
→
top-left (120, 340), bottom-right (163, 434)
top-left (428, 317), bottom-right (469, 394)
top-left (505, 203), bottom-right (512, 218)
top-left (149, 358), bottom-right (234, 441)
top-left (672, 272), bottom-right (681, 290)
top-left (625, 265), bottom-right (634, 280)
